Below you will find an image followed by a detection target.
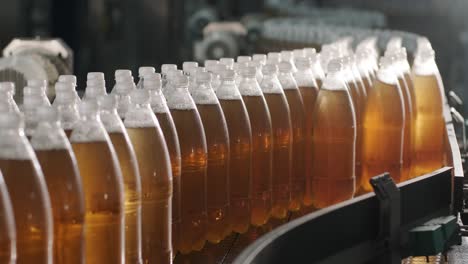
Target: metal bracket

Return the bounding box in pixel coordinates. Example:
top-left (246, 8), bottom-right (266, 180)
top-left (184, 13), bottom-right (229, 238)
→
top-left (370, 173), bottom-right (401, 264)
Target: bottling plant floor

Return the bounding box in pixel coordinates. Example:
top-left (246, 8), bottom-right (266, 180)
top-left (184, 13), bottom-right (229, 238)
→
top-left (174, 212), bottom-right (468, 264)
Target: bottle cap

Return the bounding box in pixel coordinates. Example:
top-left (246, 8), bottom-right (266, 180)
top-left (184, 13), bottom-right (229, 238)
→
top-left (0, 82), bottom-right (15, 95)
top-left (303, 48), bottom-right (316, 58)
top-left (280, 51), bottom-right (293, 61)
top-left (182, 62), bottom-right (198, 73)
top-left (293, 49), bottom-right (305, 58)
top-left (145, 73), bottom-right (162, 89)
top-left (262, 63), bottom-right (278, 75)
top-left (237, 56), bottom-right (251, 63)
top-left (252, 54), bottom-right (267, 63)
top-left (58, 75), bottom-right (77, 85)
top-left (138, 67), bottom-right (156, 77)
top-left (23, 85), bottom-right (43, 96)
top-left (161, 64), bottom-right (177, 74)
top-left (115, 69), bottom-right (132, 79)
top-left (36, 105), bottom-right (59, 123)
top-left (219, 58), bottom-right (234, 68)
top-left (27, 79), bottom-right (47, 89)
top-left (87, 72), bottom-right (105, 81)
top-left (267, 52), bottom-right (281, 61)
top-left (204, 60), bottom-right (219, 72)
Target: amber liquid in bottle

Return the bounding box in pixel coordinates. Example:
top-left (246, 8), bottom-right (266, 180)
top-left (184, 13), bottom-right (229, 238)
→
top-left (126, 127), bottom-right (172, 262)
top-left (0, 159), bottom-right (52, 263)
top-left (311, 90), bottom-right (355, 208)
top-left (35, 149), bottom-right (85, 264)
top-left (283, 89), bottom-right (306, 212)
top-left (396, 75), bottom-right (413, 181)
top-left (218, 100), bottom-right (253, 233)
top-left (170, 109), bottom-right (208, 253)
top-left (0, 171), bottom-right (15, 264)
top-left (346, 80), bottom-right (363, 188)
top-left (108, 132), bottom-right (142, 263)
top-left (298, 85), bottom-right (319, 207)
top-left (155, 112), bottom-right (182, 253)
top-left (411, 74), bottom-right (445, 177)
top-left (239, 95), bottom-right (272, 227)
top-left (196, 104), bottom-right (230, 243)
top-left (361, 79), bottom-right (405, 192)
top-left (72, 141), bottom-right (124, 264)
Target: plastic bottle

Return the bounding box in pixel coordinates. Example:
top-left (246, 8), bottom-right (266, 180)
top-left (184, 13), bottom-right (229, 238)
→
top-left (385, 52), bottom-right (414, 181)
top-left (257, 64), bottom-right (292, 219)
top-left (0, 170), bottom-right (15, 264)
top-left (411, 48), bottom-right (445, 177)
top-left (219, 58), bottom-right (234, 69)
top-left (0, 104), bottom-right (53, 263)
top-left (22, 87), bottom-right (51, 138)
top-left (192, 71), bottom-right (230, 243)
top-left (112, 70), bottom-right (135, 119)
top-left (143, 73), bottom-right (182, 254)
top-left (70, 100), bottom-right (125, 263)
top-left (293, 57), bottom-right (319, 207)
top-left (303, 49), bottom-right (325, 87)
top-left (57, 75), bottom-right (80, 103)
top-left (216, 69), bottom-right (253, 231)
top-left (311, 59), bottom-right (356, 208)
top-left (166, 75), bottom-right (207, 253)
top-left (237, 56), bottom-right (251, 64)
top-left (125, 89), bottom-right (173, 262)
top-left (99, 95), bottom-right (143, 263)
top-left (361, 56), bottom-right (405, 192)
top-left (31, 105), bottom-right (85, 264)
top-left (137, 67), bottom-right (156, 90)
top-left (53, 82), bottom-right (80, 138)
top-left (277, 61), bottom-right (306, 211)
top-left (242, 62), bottom-right (274, 226)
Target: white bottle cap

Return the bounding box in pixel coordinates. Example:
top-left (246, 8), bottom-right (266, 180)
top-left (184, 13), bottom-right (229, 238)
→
top-left (58, 75), bottom-right (77, 85)
top-left (237, 56), bottom-right (251, 63)
top-left (182, 62), bottom-right (198, 73)
top-left (27, 79), bottom-right (47, 89)
top-left (55, 82), bottom-right (75, 94)
top-left (87, 72), bottom-right (105, 81)
top-left (138, 67), bottom-right (156, 77)
top-left (219, 58), bottom-right (234, 68)
top-left (161, 64), bottom-right (177, 74)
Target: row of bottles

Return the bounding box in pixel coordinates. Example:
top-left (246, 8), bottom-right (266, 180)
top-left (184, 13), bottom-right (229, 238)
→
top-left (0, 35), bottom-right (447, 263)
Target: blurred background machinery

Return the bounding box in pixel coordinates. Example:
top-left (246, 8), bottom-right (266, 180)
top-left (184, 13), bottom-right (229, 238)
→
top-left (1, 0), bottom-right (468, 112)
